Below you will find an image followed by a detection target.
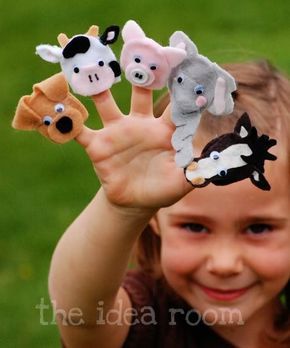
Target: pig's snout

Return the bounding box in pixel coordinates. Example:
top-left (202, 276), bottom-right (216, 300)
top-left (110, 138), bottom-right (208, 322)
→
top-left (129, 68), bottom-right (152, 86)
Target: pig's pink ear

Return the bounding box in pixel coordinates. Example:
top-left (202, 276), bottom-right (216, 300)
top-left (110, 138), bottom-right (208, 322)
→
top-left (122, 20), bottom-right (146, 42)
top-left (163, 47), bottom-right (186, 68)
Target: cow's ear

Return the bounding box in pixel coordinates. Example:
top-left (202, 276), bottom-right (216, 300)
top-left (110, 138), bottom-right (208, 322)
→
top-left (12, 96), bottom-right (41, 130)
top-left (36, 44), bottom-right (62, 63)
top-left (100, 25), bottom-right (120, 45)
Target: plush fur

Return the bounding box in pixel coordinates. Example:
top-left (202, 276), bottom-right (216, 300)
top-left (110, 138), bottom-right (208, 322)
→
top-left (168, 31), bottom-right (237, 168)
top-left (12, 73), bottom-right (88, 144)
top-left (36, 25), bottom-right (121, 96)
top-left (120, 20), bottom-right (186, 89)
top-left (185, 113), bottom-right (277, 191)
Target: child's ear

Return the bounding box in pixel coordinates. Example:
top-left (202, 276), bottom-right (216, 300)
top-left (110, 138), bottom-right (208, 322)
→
top-left (149, 215), bottom-right (160, 236)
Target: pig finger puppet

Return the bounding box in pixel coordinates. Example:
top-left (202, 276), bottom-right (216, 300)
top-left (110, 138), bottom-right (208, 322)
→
top-left (36, 25), bottom-right (121, 97)
top-left (120, 20), bottom-right (186, 89)
top-left (168, 31), bottom-right (237, 168)
top-left (185, 113), bottom-right (277, 191)
top-left (12, 73), bottom-right (88, 144)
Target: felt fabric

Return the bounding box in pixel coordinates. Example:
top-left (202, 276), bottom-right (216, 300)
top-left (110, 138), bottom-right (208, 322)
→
top-left (36, 25), bottom-right (121, 97)
top-left (168, 31), bottom-right (236, 168)
top-left (12, 73), bottom-right (88, 144)
top-left (185, 113), bottom-right (277, 191)
top-left (120, 20), bottom-right (186, 89)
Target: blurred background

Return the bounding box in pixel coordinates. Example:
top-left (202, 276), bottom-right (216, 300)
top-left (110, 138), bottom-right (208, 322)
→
top-left (0, 0), bottom-right (289, 346)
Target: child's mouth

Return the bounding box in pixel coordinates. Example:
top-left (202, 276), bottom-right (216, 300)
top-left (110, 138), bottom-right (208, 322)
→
top-left (198, 283), bottom-right (253, 302)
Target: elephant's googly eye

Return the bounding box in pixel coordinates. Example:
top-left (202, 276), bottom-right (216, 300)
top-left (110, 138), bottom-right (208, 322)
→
top-left (177, 76), bottom-right (183, 84)
top-left (134, 56), bottom-right (141, 63)
top-left (217, 168), bottom-right (228, 177)
top-left (98, 61), bottom-right (104, 67)
top-left (210, 151), bottom-right (220, 160)
top-left (194, 84), bottom-right (204, 95)
top-left (43, 116), bottom-right (53, 126)
top-left (55, 103), bottom-right (65, 113)
top-left (149, 64), bottom-right (157, 70)
top-left (74, 67), bottom-right (80, 73)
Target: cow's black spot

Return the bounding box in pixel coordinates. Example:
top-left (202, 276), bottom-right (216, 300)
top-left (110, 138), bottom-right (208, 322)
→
top-left (56, 116), bottom-right (73, 134)
top-left (63, 36), bottom-right (90, 59)
top-left (109, 61), bottom-right (121, 77)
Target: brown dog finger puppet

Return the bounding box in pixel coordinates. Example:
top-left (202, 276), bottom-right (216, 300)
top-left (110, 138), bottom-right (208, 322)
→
top-left (168, 31), bottom-right (237, 168)
top-left (185, 113), bottom-right (277, 191)
top-left (35, 25), bottom-right (121, 97)
top-left (12, 73), bottom-right (88, 144)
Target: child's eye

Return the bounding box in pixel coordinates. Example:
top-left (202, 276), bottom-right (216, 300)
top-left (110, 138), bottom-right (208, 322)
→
top-left (181, 223), bottom-right (208, 233)
top-left (246, 224), bottom-right (272, 235)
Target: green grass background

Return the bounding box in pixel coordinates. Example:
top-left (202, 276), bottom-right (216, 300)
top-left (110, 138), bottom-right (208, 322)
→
top-left (0, 0), bottom-right (289, 346)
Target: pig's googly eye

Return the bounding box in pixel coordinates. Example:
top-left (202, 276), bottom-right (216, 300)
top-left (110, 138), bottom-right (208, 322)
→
top-left (98, 61), bottom-right (104, 67)
top-left (73, 67), bottom-right (80, 73)
top-left (177, 76), bottom-right (183, 84)
top-left (43, 116), bottom-right (53, 126)
top-left (55, 103), bottom-right (65, 113)
top-left (134, 56), bottom-right (141, 63)
top-left (149, 64), bottom-right (157, 70)
top-left (210, 151), bottom-right (220, 160)
top-left (217, 168), bottom-right (228, 177)
top-left (194, 85), bottom-right (205, 95)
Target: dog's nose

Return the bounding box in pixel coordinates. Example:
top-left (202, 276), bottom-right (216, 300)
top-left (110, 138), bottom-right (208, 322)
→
top-left (56, 116), bottom-right (73, 134)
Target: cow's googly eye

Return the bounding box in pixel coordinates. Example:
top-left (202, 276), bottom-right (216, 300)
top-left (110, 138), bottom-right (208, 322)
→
top-left (210, 151), bottom-right (220, 160)
top-left (194, 84), bottom-right (205, 95)
top-left (55, 103), bottom-right (65, 113)
top-left (217, 168), bottom-right (228, 177)
top-left (177, 76), bottom-right (183, 84)
top-left (43, 116), bottom-right (53, 126)
top-left (134, 56), bottom-right (141, 63)
top-left (98, 61), bottom-right (104, 67)
top-left (74, 67), bottom-right (80, 73)
top-left (149, 64), bottom-right (157, 70)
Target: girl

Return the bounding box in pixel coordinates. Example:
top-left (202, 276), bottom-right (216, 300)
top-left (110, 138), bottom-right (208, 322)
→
top-left (50, 60), bottom-right (290, 347)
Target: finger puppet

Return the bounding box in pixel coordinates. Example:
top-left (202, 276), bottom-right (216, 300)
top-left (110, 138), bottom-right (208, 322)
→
top-left (36, 25), bottom-right (121, 96)
top-left (12, 73), bottom-right (88, 144)
top-left (185, 113), bottom-right (277, 191)
top-left (120, 20), bottom-right (186, 89)
top-left (168, 31), bottom-right (237, 168)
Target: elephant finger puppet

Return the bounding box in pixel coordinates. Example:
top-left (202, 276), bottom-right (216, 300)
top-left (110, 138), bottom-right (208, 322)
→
top-left (168, 31), bottom-right (237, 168)
top-left (36, 25), bottom-right (121, 96)
top-left (185, 113), bottom-right (277, 191)
top-left (12, 73), bottom-right (88, 144)
top-left (120, 20), bottom-right (186, 89)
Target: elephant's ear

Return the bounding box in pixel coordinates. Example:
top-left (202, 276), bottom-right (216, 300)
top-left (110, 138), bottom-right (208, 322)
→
top-left (169, 31), bottom-right (198, 57)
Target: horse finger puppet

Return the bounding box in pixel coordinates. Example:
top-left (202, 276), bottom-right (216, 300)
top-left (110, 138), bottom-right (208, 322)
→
top-left (185, 113), bottom-right (277, 191)
top-left (168, 31), bottom-right (237, 168)
top-left (36, 25), bottom-right (121, 96)
top-left (120, 20), bottom-right (186, 89)
top-left (12, 73), bottom-right (88, 144)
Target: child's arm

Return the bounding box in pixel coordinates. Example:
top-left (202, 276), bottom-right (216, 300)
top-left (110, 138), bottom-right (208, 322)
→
top-left (49, 87), bottom-right (191, 347)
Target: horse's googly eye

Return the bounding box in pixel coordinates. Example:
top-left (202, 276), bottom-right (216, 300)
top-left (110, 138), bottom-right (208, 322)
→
top-left (177, 76), bottom-right (183, 84)
top-left (210, 151), bottom-right (220, 160)
top-left (218, 168), bottom-right (228, 177)
top-left (55, 103), bottom-right (65, 113)
top-left (74, 67), bottom-right (80, 73)
top-left (43, 116), bottom-right (53, 126)
top-left (194, 84), bottom-right (204, 95)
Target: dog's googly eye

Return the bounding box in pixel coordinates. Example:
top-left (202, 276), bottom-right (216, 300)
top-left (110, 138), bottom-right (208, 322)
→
top-left (210, 151), bottom-right (220, 160)
top-left (55, 103), bottom-right (65, 113)
top-left (217, 168), bottom-right (228, 177)
top-left (43, 116), bottom-right (53, 126)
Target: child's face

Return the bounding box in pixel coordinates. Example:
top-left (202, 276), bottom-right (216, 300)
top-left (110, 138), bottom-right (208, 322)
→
top-left (153, 159), bottom-right (290, 326)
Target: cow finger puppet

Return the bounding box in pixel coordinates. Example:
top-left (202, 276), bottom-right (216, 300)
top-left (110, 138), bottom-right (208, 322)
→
top-left (12, 73), bottom-right (88, 144)
top-left (36, 25), bottom-right (121, 96)
top-left (168, 31), bottom-right (237, 168)
top-left (185, 113), bottom-right (277, 191)
top-left (120, 20), bottom-right (186, 89)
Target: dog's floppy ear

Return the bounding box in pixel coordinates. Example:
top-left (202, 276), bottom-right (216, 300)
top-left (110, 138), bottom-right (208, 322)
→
top-left (12, 95), bottom-right (42, 130)
top-left (33, 72), bottom-right (69, 101)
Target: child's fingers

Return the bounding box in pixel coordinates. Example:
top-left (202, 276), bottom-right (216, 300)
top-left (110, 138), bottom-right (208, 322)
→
top-left (160, 103), bottom-right (175, 129)
top-left (75, 125), bottom-right (96, 149)
top-left (91, 90), bottom-right (123, 126)
top-left (130, 85), bottom-right (153, 116)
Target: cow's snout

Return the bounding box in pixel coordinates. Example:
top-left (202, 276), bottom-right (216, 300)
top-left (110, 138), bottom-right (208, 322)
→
top-left (56, 116), bottom-right (73, 134)
top-left (129, 68), bottom-right (151, 85)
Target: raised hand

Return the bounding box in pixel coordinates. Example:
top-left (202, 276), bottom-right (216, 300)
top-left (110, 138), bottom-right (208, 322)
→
top-left (76, 86), bottom-right (192, 209)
